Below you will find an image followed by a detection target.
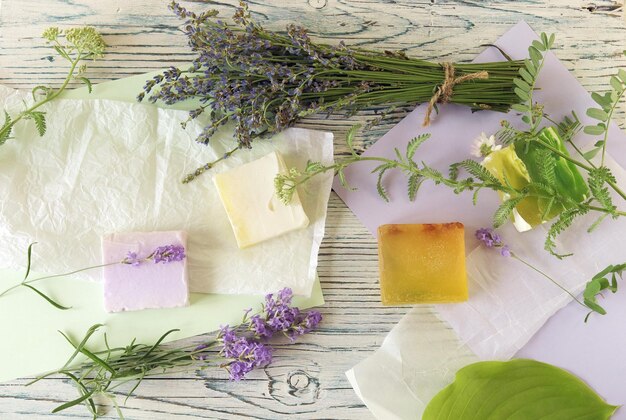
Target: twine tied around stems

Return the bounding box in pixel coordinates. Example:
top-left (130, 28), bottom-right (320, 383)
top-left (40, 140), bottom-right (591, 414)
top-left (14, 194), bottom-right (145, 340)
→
top-left (423, 63), bottom-right (489, 126)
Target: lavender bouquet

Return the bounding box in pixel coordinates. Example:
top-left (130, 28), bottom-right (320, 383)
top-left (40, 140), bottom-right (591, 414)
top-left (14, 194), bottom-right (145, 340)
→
top-left (29, 288), bottom-right (322, 418)
top-left (141, 1), bottom-right (525, 183)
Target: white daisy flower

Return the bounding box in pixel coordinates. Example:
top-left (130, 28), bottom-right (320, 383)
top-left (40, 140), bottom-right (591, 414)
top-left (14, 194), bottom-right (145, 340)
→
top-left (470, 132), bottom-right (501, 158)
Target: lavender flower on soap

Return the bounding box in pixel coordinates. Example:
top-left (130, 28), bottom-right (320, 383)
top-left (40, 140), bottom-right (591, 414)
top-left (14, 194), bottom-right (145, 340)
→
top-left (0, 242), bottom-right (186, 309)
top-left (30, 288), bottom-right (322, 418)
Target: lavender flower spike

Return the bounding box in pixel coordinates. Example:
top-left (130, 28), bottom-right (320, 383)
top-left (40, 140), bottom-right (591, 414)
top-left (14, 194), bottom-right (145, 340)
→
top-left (475, 228), bottom-right (511, 257)
top-left (151, 244), bottom-right (186, 264)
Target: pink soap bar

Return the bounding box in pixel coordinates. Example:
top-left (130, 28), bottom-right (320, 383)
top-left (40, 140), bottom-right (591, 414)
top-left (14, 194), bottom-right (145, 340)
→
top-left (102, 231), bottom-right (189, 313)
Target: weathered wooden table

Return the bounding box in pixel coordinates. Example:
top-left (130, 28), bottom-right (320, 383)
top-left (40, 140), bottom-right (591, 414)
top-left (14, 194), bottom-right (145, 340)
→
top-left (0, 0), bottom-right (624, 418)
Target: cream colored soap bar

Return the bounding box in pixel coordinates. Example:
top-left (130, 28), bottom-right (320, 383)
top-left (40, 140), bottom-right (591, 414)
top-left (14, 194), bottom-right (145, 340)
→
top-left (214, 151), bottom-right (309, 248)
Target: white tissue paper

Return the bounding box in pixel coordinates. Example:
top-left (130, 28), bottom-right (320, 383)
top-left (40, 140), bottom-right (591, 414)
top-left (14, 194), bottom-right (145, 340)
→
top-left (347, 156), bottom-right (626, 419)
top-left (0, 85), bottom-right (333, 296)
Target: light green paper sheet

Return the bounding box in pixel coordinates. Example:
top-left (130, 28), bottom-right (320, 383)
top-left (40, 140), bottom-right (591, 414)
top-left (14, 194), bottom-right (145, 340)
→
top-left (1, 74), bottom-right (324, 383)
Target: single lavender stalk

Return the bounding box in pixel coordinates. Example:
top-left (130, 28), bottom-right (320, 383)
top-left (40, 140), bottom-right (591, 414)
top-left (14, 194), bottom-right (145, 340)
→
top-left (28, 288), bottom-right (322, 419)
top-left (475, 228), bottom-right (587, 309)
top-left (0, 243), bottom-right (186, 310)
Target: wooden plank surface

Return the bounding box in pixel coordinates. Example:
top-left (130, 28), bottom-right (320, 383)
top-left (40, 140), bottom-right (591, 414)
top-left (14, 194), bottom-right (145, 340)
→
top-left (0, 0), bottom-right (624, 419)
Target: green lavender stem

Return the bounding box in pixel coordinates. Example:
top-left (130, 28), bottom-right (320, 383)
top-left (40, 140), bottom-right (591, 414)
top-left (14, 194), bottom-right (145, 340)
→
top-left (511, 253), bottom-right (587, 308)
top-left (0, 262), bottom-right (118, 298)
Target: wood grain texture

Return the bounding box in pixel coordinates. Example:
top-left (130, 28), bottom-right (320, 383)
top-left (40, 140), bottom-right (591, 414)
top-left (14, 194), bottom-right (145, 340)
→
top-left (0, 0), bottom-right (624, 419)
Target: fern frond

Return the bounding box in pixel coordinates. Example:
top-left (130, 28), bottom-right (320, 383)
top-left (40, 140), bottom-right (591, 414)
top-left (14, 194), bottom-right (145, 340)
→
top-left (493, 195), bottom-right (525, 228)
top-left (545, 206), bottom-right (588, 258)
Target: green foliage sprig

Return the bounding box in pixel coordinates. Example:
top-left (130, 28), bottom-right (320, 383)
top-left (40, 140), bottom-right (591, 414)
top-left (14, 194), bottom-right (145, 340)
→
top-left (0, 27), bottom-right (105, 146)
top-left (276, 34), bottom-right (626, 259)
top-left (0, 243), bottom-right (72, 309)
top-left (583, 263), bottom-right (626, 321)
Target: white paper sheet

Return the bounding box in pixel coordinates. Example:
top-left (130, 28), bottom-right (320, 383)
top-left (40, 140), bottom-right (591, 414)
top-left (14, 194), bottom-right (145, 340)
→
top-left (0, 85), bottom-right (333, 296)
top-left (346, 308), bottom-right (478, 419)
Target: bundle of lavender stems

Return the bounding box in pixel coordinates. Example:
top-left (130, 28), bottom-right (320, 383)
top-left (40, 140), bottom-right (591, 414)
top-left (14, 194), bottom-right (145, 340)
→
top-left (141, 1), bottom-right (524, 183)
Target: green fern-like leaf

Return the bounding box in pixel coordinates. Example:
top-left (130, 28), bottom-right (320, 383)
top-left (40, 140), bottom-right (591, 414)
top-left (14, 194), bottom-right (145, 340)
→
top-left (29, 111), bottom-right (47, 137)
top-left (545, 207), bottom-right (588, 258)
top-left (406, 134), bottom-right (430, 161)
top-left (345, 124), bottom-right (361, 157)
top-left (376, 168), bottom-right (390, 202)
top-left (455, 160), bottom-right (502, 187)
top-left (588, 167), bottom-right (617, 215)
top-left (407, 173), bottom-right (423, 201)
top-left (535, 148), bottom-right (557, 188)
top-left (493, 195), bottom-right (525, 228)
top-left (0, 111), bottom-right (13, 145)
top-left (420, 164), bottom-right (444, 185)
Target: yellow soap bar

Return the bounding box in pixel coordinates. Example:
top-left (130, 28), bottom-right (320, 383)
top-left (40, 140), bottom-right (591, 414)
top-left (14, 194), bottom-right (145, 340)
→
top-left (378, 223), bottom-right (468, 305)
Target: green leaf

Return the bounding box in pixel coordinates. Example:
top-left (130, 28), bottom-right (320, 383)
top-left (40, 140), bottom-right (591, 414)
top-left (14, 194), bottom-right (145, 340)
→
top-left (78, 77), bottom-right (93, 94)
top-left (513, 77), bottom-right (530, 92)
top-left (583, 263), bottom-right (626, 321)
top-left (493, 195), bottom-right (525, 228)
top-left (407, 173), bottom-right (423, 201)
top-left (591, 92), bottom-right (611, 110)
top-left (376, 168), bottom-right (390, 202)
top-left (405, 133), bottom-right (429, 161)
top-left (514, 87), bottom-right (529, 101)
top-left (511, 103), bottom-right (528, 113)
top-left (345, 124), bottom-right (361, 157)
top-left (618, 69), bottom-right (626, 83)
top-left (586, 107), bottom-right (608, 122)
top-left (423, 359), bottom-right (618, 420)
top-left (52, 389), bottom-right (96, 413)
top-left (548, 33), bottom-right (556, 48)
top-left (29, 111), bottom-right (47, 136)
top-left (23, 284), bottom-right (71, 310)
top-left (23, 242), bottom-right (37, 280)
top-left (584, 124), bottom-right (606, 136)
top-left (519, 68), bottom-right (533, 84)
top-left (0, 111), bottom-right (13, 146)
top-left (531, 40), bottom-right (546, 52)
top-left (455, 160), bottom-right (501, 186)
top-left (610, 75), bottom-right (623, 92)
top-left (583, 146), bottom-right (602, 161)
top-left (31, 85), bottom-right (51, 100)
top-left (540, 32), bottom-right (549, 48)
top-left (528, 46), bottom-right (543, 65)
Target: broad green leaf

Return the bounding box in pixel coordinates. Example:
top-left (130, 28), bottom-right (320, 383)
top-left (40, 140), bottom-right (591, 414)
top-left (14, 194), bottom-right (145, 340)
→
top-left (584, 124), bottom-right (606, 136)
top-left (618, 69), bottom-right (626, 83)
top-left (586, 107), bottom-right (608, 122)
top-left (423, 359), bottom-right (618, 420)
top-left (610, 76), bottom-right (623, 92)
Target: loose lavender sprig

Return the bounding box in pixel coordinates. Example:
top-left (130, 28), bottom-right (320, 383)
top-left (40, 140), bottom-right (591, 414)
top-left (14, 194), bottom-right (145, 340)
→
top-left (475, 228), bottom-right (590, 315)
top-left (0, 243), bottom-right (187, 309)
top-left (29, 288), bottom-right (322, 418)
top-left (141, 1), bottom-right (525, 183)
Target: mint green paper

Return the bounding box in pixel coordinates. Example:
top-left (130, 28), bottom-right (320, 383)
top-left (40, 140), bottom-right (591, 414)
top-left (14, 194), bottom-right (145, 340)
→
top-left (0, 74), bottom-right (324, 383)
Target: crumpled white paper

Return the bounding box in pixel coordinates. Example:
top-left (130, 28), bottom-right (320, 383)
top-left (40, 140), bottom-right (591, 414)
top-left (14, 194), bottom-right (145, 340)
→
top-left (0, 85), bottom-right (333, 296)
top-left (347, 156), bottom-right (626, 419)
top-left (346, 307), bottom-right (478, 419)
